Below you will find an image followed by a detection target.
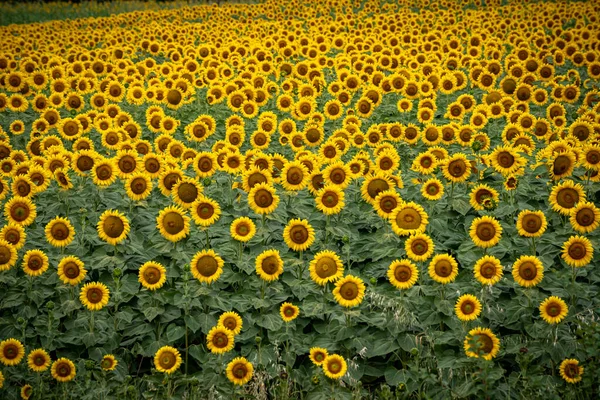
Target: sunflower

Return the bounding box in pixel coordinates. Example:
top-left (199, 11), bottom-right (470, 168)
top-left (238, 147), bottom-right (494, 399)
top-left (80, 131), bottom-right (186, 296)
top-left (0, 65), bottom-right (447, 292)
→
top-left (405, 233), bottom-right (434, 262)
top-left (309, 347), bottom-right (329, 366)
top-left (206, 325), bottom-right (235, 354)
top-left (191, 196), bottom-right (221, 227)
top-left (315, 184), bottom-right (345, 215)
top-left (226, 357), bottom-right (254, 385)
top-left (390, 202), bottom-right (428, 236)
top-left (473, 255), bottom-right (503, 285)
top-left (333, 275), bottom-right (366, 308)
top-left (283, 218), bottom-right (315, 251)
top-left (469, 184), bottom-right (499, 211)
top-left (51, 358), bottom-right (76, 382)
top-left (255, 249), bottom-right (284, 282)
top-left (27, 348), bottom-right (51, 372)
top-left (4, 196), bottom-right (37, 226)
top-left (548, 180), bottom-right (585, 215)
top-left (489, 145), bottom-right (525, 176)
top-left (22, 249), bottom-right (49, 277)
top-left (559, 359), bottom-right (584, 384)
top-left (411, 152), bottom-right (438, 175)
top-left (570, 201), bottom-right (600, 234)
top-left (190, 249), bottom-right (224, 284)
top-left (455, 294), bottom-right (482, 321)
top-left (80, 282), bottom-right (110, 311)
top-left (322, 161), bottom-right (352, 189)
top-left (99, 355), bottom-right (118, 372)
top-left (156, 206), bottom-right (190, 242)
top-left (561, 235), bottom-right (593, 268)
top-left (428, 254), bottom-right (459, 284)
top-left (441, 153), bottom-right (472, 183)
top-left (387, 259), bottom-right (419, 290)
top-left (309, 250), bottom-right (344, 285)
top-left (281, 161), bottom-right (309, 191)
top-left (139, 261), bottom-right (167, 290)
top-left (323, 354), bottom-right (347, 379)
top-left (57, 255), bottom-right (86, 285)
top-left (516, 210), bottom-right (547, 238)
top-left (172, 178), bottom-right (203, 209)
top-left (230, 216), bottom-right (256, 243)
top-left (469, 216), bottom-right (502, 248)
top-left (154, 346), bottom-right (182, 374)
top-left (97, 210), bottom-right (130, 245)
top-left (125, 172), bottom-right (153, 201)
top-left (512, 255), bottom-right (544, 287)
top-left (421, 178), bottom-right (444, 201)
top-left (280, 302), bottom-right (300, 322)
top-left (360, 173), bottom-right (393, 204)
top-left (248, 183), bottom-right (279, 215)
top-left (0, 338), bottom-right (25, 366)
top-left (92, 158), bottom-right (117, 187)
top-left (44, 216), bottom-right (75, 248)
top-left (548, 151), bottom-right (576, 180)
top-left (0, 239), bottom-right (17, 272)
top-left (218, 312), bottom-right (243, 335)
top-left (464, 327), bottom-right (500, 361)
top-left (539, 296), bottom-right (568, 325)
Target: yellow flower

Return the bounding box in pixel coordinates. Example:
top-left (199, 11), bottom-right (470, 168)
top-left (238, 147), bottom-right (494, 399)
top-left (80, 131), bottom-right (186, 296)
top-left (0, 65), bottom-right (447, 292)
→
top-left (190, 195), bottom-right (221, 227)
top-left (92, 158), bottom-right (117, 187)
top-left (154, 346), bottom-right (182, 374)
top-left (4, 196), bottom-right (37, 226)
top-left (512, 255), bottom-right (544, 287)
top-left (309, 347), bottom-right (329, 366)
top-left (21, 384), bottom-right (32, 399)
top-left (373, 189), bottom-right (402, 218)
top-left (22, 249), bottom-right (49, 277)
top-left (548, 180), bottom-right (585, 215)
top-left (51, 358), bottom-right (76, 382)
top-left (309, 250), bottom-right (344, 285)
top-left (539, 296), bottom-right (568, 324)
top-left (390, 202), bottom-right (428, 236)
top-left (322, 161), bottom-right (352, 190)
top-left (193, 152), bottom-right (218, 178)
top-left (569, 201), bottom-right (599, 234)
top-left (138, 261), bottom-right (167, 291)
top-left (0, 338), bottom-right (25, 366)
top-left (156, 206), bottom-right (190, 242)
top-left (333, 275), bottom-right (366, 308)
top-left (561, 235), bottom-right (593, 268)
top-left (464, 327), bottom-right (500, 361)
top-left (248, 183), bottom-right (279, 215)
top-left (172, 177), bottom-right (203, 209)
top-left (230, 216), bottom-right (256, 242)
top-left (469, 216), bottom-right (502, 248)
top-left (323, 354), bottom-right (347, 379)
top-left (548, 151), bottom-right (576, 180)
top-left (473, 255), bottom-right (503, 285)
top-left (27, 348), bottom-right (51, 372)
top-left (428, 254), bottom-right (459, 284)
top-left (283, 218), bottom-right (315, 252)
top-left (280, 302), bottom-right (300, 322)
top-left (207, 325), bottom-right (235, 354)
top-left (315, 184), bottom-right (345, 215)
top-left (516, 210), bottom-right (547, 238)
top-left (255, 249), bottom-right (284, 282)
top-left (469, 184), bottom-right (498, 211)
top-left (45, 216), bottom-right (75, 248)
top-left (100, 355), bottom-right (118, 371)
top-left (218, 312), bottom-right (243, 335)
top-left (405, 233), bottom-right (434, 262)
top-left (489, 145), bottom-right (525, 176)
top-left (226, 357), bottom-right (253, 385)
top-left (57, 256), bottom-right (86, 285)
top-left (455, 294), bottom-right (482, 321)
top-left (80, 282), bottom-right (110, 311)
top-left (190, 249), bottom-right (224, 284)
top-left (441, 153), bottom-right (472, 183)
top-left (387, 259), bottom-right (418, 290)
top-left (281, 160), bottom-right (309, 191)
top-left (97, 210), bottom-right (130, 245)
top-left (420, 178), bottom-right (444, 201)
top-left (0, 239), bottom-right (17, 272)
top-left (361, 173), bottom-right (393, 204)
top-left (559, 359), bottom-right (584, 384)
top-left (125, 172), bottom-right (153, 201)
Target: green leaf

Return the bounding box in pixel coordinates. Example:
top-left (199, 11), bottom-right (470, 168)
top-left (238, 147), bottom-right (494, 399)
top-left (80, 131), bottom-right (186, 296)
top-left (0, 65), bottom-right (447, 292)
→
top-left (384, 366), bottom-right (407, 386)
top-left (256, 313), bottom-right (283, 331)
top-left (166, 324), bottom-right (185, 342)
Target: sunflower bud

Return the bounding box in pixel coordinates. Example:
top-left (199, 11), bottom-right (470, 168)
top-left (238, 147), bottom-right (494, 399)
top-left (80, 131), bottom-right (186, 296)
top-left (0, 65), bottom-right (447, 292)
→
top-left (342, 235), bottom-right (350, 243)
top-left (70, 109), bottom-right (77, 116)
top-left (17, 317), bottom-right (25, 325)
top-left (46, 301), bottom-right (55, 310)
top-left (410, 348), bottom-right (419, 356)
top-left (311, 375), bottom-right (319, 384)
top-left (113, 268), bottom-right (122, 278)
top-left (85, 360), bottom-right (95, 370)
top-left (279, 371), bottom-right (288, 379)
top-left (203, 177), bottom-right (212, 186)
top-left (471, 140), bottom-right (483, 152)
top-left (369, 277), bottom-right (377, 285)
top-left (127, 385), bottom-right (136, 396)
top-left (255, 336), bottom-right (262, 344)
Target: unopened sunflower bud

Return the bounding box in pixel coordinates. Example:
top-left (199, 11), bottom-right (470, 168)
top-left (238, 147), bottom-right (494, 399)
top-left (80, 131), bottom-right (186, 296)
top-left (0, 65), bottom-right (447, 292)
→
top-left (46, 301), bottom-right (55, 310)
top-left (113, 268), bottom-right (122, 278)
top-left (255, 336), bottom-right (262, 344)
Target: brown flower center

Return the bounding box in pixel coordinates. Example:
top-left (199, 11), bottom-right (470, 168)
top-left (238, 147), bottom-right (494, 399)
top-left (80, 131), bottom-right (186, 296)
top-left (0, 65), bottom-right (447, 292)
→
top-left (367, 178), bottom-right (389, 199)
top-left (448, 159), bottom-right (467, 177)
top-left (546, 302), bottom-right (562, 317)
top-left (177, 183), bottom-right (198, 203)
top-left (212, 332), bottom-right (229, 348)
top-left (461, 301), bottom-right (475, 314)
top-left (476, 222), bottom-right (496, 241)
top-left (63, 262), bottom-right (80, 279)
top-left (223, 317), bottom-right (238, 331)
top-left (261, 255), bottom-right (280, 275)
top-left (394, 264), bottom-right (413, 282)
top-left (196, 203), bottom-right (214, 219)
top-left (10, 202), bottom-right (30, 222)
top-left (340, 281), bottom-right (358, 300)
top-left (87, 288), bottom-right (104, 304)
top-left (568, 242), bottom-right (586, 260)
top-left (159, 351), bottom-right (176, 369)
top-left (131, 177), bottom-right (148, 194)
top-left (395, 208), bottom-right (421, 230)
top-left (103, 215), bottom-right (125, 238)
top-left (234, 363), bottom-right (248, 378)
top-left (163, 211), bottom-right (184, 234)
top-left (411, 239), bottom-right (428, 255)
top-left (556, 188), bottom-right (578, 209)
top-left (575, 208), bottom-right (595, 227)
top-left (475, 334), bottom-right (493, 354)
top-left (51, 222), bottom-right (69, 240)
top-left (144, 266), bottom-right (161, 284)
top-left (3, 344), bottom-right (18, 359)
top-left (315, 256), bottom-right (337, 278)
top-left (553, 155), bottom-right (572, 176)
top-left (27, 255), bottom-right (44, 271)
top-left (330, 168), bottom-right (346, 184)
top-left (518, 261), bottom-right (537, 280)
top-left (195, 255), bottom-right (218, 277)
top-left (286, 167), bottom-right (304, 185)
top-left (289, 225), bottom-right (308, 244)
top-left (434, 259), bottom-right (453, 277)
top-left (379, 195), bottom-right (397, 213)
top-left (255, 189), bottom-right (273, 208)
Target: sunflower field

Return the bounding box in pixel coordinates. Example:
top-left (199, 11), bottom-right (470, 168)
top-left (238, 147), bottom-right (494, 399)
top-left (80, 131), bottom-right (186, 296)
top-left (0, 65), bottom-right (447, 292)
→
top-left (0, 0), bottom-right (599, 398)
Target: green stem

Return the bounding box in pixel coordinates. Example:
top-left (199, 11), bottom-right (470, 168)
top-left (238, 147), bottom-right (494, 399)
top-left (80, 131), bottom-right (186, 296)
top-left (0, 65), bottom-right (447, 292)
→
top-left (205, 229), bottom-right (210, 249)
top-left (238, 241), bottom-right (243, 266)
top-left (90, 312), bottom-right (95, 334)
top-left (325, 215), bottom-right (330, 246)
top-left (531, 237), bottom-right (536, 255)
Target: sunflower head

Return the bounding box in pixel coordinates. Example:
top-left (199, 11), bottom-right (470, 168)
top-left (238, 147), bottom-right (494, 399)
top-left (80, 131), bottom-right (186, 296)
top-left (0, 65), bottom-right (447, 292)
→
top-left (218, 311), bottom-right (243, 335)
top-left (512, 255), bottom-right (544, 287)
top-left (45, 216), bottom-right (76, 248)
top-left (156, 206), bottom-right (190, 242)
top-left (280, 302), bottom-right (300, 322)
top-left (464, 327), bottom-right (500, 360)
top-left (561, 235), bottom-right (593, 268)
top-left (230, 216), bottom-right (256, 243)
top-left (0, 338), bottom-right (25, 366)
top-left (27, 348), bottom-right (51, 372)
top-left (455, 294), bottom-right (482, 321)
top-left (474, 255), bottom-right (503, 285)
top-left (559, 359), bottom-right (584, 384)
top-left (516, 210), bottom-right (547, 238)
top-left (207, 325), bottom-right (235, 354)
top-left (139, 261), bottom-right (167, 290)
top-left (22, 249), bottom-right (49, 277)
top-left (309, 348), bottom-right (329, 366)
top-left (309, 250), bottom-right (344, 285)
top-left (80, 282), bottom-right (110, 311)
top-left (387, 259), bottom-right (419, 290)
top-left (323, 354), bottom-right (347, 379)
top-left (100, 355), bottom-right (118, 371)
top-left (283, 218), bottom-right (315, 252)
top-left (249, 183), bottom-right (279, 215)
top-left (51, 358), bottom-right (76, 382)
top-left (97, 210), bottom-right (130, 245)
top-left (191, 249), bottom-right (224, 284)
top-left (57, 255), bottom-right (86, 286)
top-left (226, 357), bottom-right (253, 385)
top-left (154, 346), bottom-right (182, 374)
top-left (539, 296), bottom-right (568, 324)
top-left (405, 233), bottom-right (434, 262)
top-left (428, 254), bottom-right (459, 284)
top-left (469, 216), bottom-right (502, 248)
top-left (333, 275), bottom-right (366, 307)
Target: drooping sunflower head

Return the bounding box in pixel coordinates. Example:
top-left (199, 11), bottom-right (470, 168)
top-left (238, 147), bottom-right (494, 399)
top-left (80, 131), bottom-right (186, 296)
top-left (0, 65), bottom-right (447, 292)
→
top-left (333, 275), bottom-right (366, 308)
top-left (387, 259), bottom-right (419, 290)
top-left (156, 206), bottom-right (190, 242)
top-left (154, 346), bottom-right (182, 374)
top-left (559, 359), bottom-right (584, 384)
top-left (100, 355), bottom-right (118, 371)
top-left (51, 358), bottom-right (76, 382)
top-left (309, 250), bottom-right (344, 285)
top-left (138, 261), bottom-right (167, 291)
top-left (190, 249), bottom-right (224, 284)
top-left (27, 348), bottom-right (51, 372)
top-left (280, 302), bottom-right (300, 322)
top-left (79, 282), bottom-right (110, 311)
top-left (464, 327), bottom-right (500, 361)
top-left (309, 347), bottom-right (329, 366)
top-left (255, 249), bottom-right (284, 282)
top-left (230, 216), bottom-right (256, 243)
top-left (283, 218), bottom-right (315, 252)
top-left (0, 338), bottom-right (25, 366)
top-left (539, 296), bottom-right (568, 325)
top-left (207, 325), bottom-right (235, 354)
top-left (428, 254), bottom-right (459, 284)
top-left (45, 216), bottom-right (75, 248)
top-left (561, 235), bottom-right (593, 268)
top-left (226, 357), bottom-right (253, 385)
top-left (455, 294), bottom-right (482, 321)
top-left (97, 210), bottom-right (130, 246)
top-left (469, 216), bottom-right (502, 248)
top-left (218, 311), bottom-right (243, 335)
top-left (512, 255), bottom-right (544, 287)
top-left (323, 354), bottom-right (348, 379)
top-left (474, 255), bottom-right (503, 285)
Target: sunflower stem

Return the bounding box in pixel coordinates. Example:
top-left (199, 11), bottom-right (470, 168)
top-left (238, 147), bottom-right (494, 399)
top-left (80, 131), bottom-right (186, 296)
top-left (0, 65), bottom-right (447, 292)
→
top-left (238, 241), bottom-right (243, 267)
top-left (205, 229), bottom-right (211, 249)
top-left (89, 312), bottom-right (95, 334)
top-left (450, 182), bottom-right (455, 201)
top-left (297, 250), bottom-right (304, 279)
top-left (531, 237), bottom-right (536, 255)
